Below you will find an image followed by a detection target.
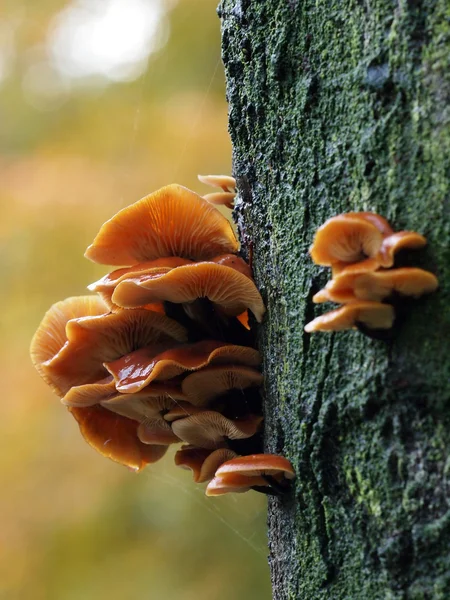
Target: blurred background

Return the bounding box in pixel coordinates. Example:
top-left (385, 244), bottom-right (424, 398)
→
top-left (0, 1), bottom-right (270, 598)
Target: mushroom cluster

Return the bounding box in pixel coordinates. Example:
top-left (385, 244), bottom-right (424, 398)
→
top-left (305, 212), bottom-right (438, 333)
top-left (30, 176), bottom-right (294, 496)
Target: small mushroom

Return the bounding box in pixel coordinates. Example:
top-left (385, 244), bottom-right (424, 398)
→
top-left (205, 473), bottom-right (269, 496)
top-left (202, 192), bottom-right (236, 209)
top-left (309, 214), bottom-right (386, 266)
top-left (104, 340), bottom-right (260, 393)
top-left (197, 174), bottom-right (236, 193)
top-left (304, 301), bottom-right (395, 332)
top-left (181, 365), bottom-right (264, 406)
top-left (69, 405), bottom-right (168, 470)
top-left (30, 295), bottom-right (109, 396)
top-left (43, 309), bottom-right (187, 396)
top-left (175, 446), bottom-right (238, 483)
top-left (111, 262), bottom-right (266, 322)
top-left (85, 184), bottom-right (238, 266)
top-left (377, 231), bottom-right (427, 268)
top-left (171, 411), bottom-right (263, 449)
top-left (314, 268), bottom-right (438, 304)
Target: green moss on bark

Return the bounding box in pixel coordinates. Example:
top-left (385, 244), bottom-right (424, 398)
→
top-left (219, 1), bottom-right (450, 598)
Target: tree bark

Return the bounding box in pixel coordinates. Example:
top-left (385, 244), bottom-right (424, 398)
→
top-left (219, 1), bottom-right (450, 598)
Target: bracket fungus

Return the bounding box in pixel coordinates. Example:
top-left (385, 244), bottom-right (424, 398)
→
top-left (306, 212), bottom-right (438, 334)
top-left (30, 177), bottom-right (292, 496)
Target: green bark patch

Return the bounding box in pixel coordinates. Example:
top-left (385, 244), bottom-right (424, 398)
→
top-left (219, 0), bottom-right (450, 598)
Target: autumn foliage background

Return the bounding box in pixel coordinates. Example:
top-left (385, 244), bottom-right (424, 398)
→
top-left (0, 1), bottom-right (270, 598)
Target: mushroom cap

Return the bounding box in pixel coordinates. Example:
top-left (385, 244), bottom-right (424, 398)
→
top-left (309, 215), bottom-right (384, 266)
top-left (197, 174), bottom-right (236, 193)
top-left (163, 403), bottom-right (205, 422)
top-left (88, 257), bottom-right (193, 293)
top-left (304, 301), bottom-right (395, 332)
top-left (112, 262), bottom-right (266, 322)
top-left (171, 411), bottom-right (263, 449)
top-left (43, 309), bottom-right (187, 396)
top-left (330, 257), bottom-right (381, 278)
top-left (181, 365), bottom-right (264, 406)
top-left (136, 419), bottom-right (181, 445)
top-left (69, 405), bottom-right (167, 471)
top-left (314, 268), bottom-right (438, 304)
top-left (377, 231), bottom-right (427, 268)
top-left (30, 295), bottom-right (109, 396)
top-left (105, 340), bottom-right (261, 393)
top-left (174, 446), bottom-right (238, 483)
top-left (214, 454), bottom-right (295, 480)
top-left (85, 184), bottom-right (238, 266)
top-left (203, 192), bottom-right (236, 209)
top-left (205, 473), bottom-right (269, 496)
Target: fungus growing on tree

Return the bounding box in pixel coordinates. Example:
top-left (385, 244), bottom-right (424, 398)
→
top-left (30, 178), bottom-right (286, 496)
top-left (306, 213), bottom-right (437, 336)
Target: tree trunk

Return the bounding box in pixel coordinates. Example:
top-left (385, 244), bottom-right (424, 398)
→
top-left (219, 1), bottom-right (450, 598)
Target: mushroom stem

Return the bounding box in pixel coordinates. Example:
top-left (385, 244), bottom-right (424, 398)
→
top-left (251, 485), bottom-right (283, 496)
top-left (261, 474), bottom-right (291, 494)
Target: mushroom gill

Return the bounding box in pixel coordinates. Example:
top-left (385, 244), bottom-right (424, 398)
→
top-left (104, 341), bottom-right (261, 393)
top-left (304, 301), bottom-right (395, 332)
top-left (85, 184), bottom-right (238, 266)
top-left (174, 447), bottom-right (238, 483)
top-left (111, 262), bottom-right (266, 322)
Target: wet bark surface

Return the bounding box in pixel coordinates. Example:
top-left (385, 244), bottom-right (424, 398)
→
top-left (219, 1), bottom-right (450, 598)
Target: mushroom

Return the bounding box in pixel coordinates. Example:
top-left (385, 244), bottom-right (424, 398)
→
top-left (304, 301), bottom-right (395, 332)
top-left (309, 214), bottom-right (386, 266)
top-left (111, 262), bottom-right (266, 322)
top-left (203, 192), bottom-right (236, 209)
top-left (104, 340), bottom-right (261, 393)
top-left (205, 473), bottom-right (270, 496)
top-left (181, 365), bottom-right (264, 406)
top-left (377, 231), bottom-right (427, 268)
top-left (197, 174), bottom-right (236, 193)
top-left (205, 453), bottom-right (295, 496)
top-left (85, 184), bottom-right (238, 266)
top-left (171, 411), bottom-right (263, 449)
top-left (69, 405), bottom-right (168, 471)
top-left (30, 295), bottom-right (109, 396)
top-left (174, 446), bottom-right (238, 483)
top-left (43, 309), bottom-right (187, 396)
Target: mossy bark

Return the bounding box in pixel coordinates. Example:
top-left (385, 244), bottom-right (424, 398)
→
top-left (219, 1), bottom-right (450, 598)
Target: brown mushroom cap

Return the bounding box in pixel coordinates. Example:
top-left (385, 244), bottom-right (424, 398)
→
top-left (171, 411), bottom-right (263, 449)
top-left (181, 365), bottom-right (264, 406)
top-left (111, 262), bottom-right (266, 322)
top-left (309, 215), bottom-right (384, 266)
top-left (43, 309), bottom-right (187, 396)
top-left (30, 295), bottom-right (109, 396)
top-left (85, 184), bottom-right (238, 266)
top-left (314, 268), bottom-right (438, 304)
top-left (304, 301), bottom-right (395, 332)
top-left (377, 231), bottom-right (427, 268)
top-left (205, 473), bottom-right (269, 496)
top-left (197, 174), bottom-right (236, 193)
top-left (105, 340), bottom-right (261, 393)
top-left (175, 447), bottom-right (238, 483)
top-left (136, 420), bottom-right (181, 445)
top-left (69, 405), bottom-right (167, 470)
top-left (214, 454), bottom-right (295, 480)
top-left (163, 403), bottom-right (205, 422)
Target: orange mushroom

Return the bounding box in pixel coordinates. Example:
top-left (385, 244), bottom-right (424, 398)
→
top-left (304, 301), bottom-right (395, 332)
top-left (314, 268), bottom-right (438, 304)
top-left (69, 405), bottom-right (168, 471)
top-left (171, 411), bottom-right (263, 449)
top-left (309, 214), bottom-right (386, 266)
top-left (42, 309), bottom-right (187, 396)
top-left (175, 447), bottom-right (238, 483)
top-left (85, 184), bottom-right (238, 266)
top-left (377, 231), bottom-right (427, 268)
top-left (206, 454), bottom-right (295, 496)
top-left (104, 340), bottom-right (260, 393)
top-left (197, 174), bottom-right (236, 193)
top-left (181, 365), bottom-right (264, 406)
top-left (111, 262), bottom-right (266, 322)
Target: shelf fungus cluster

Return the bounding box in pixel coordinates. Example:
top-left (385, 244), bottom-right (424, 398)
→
top-left (305, 212), bottom-right (438, 333)
top-left (30, 176), bottom-right (294, 496)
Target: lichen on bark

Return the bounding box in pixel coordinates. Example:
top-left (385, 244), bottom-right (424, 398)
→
top-left (219, 1), bottom-right (450, 598)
